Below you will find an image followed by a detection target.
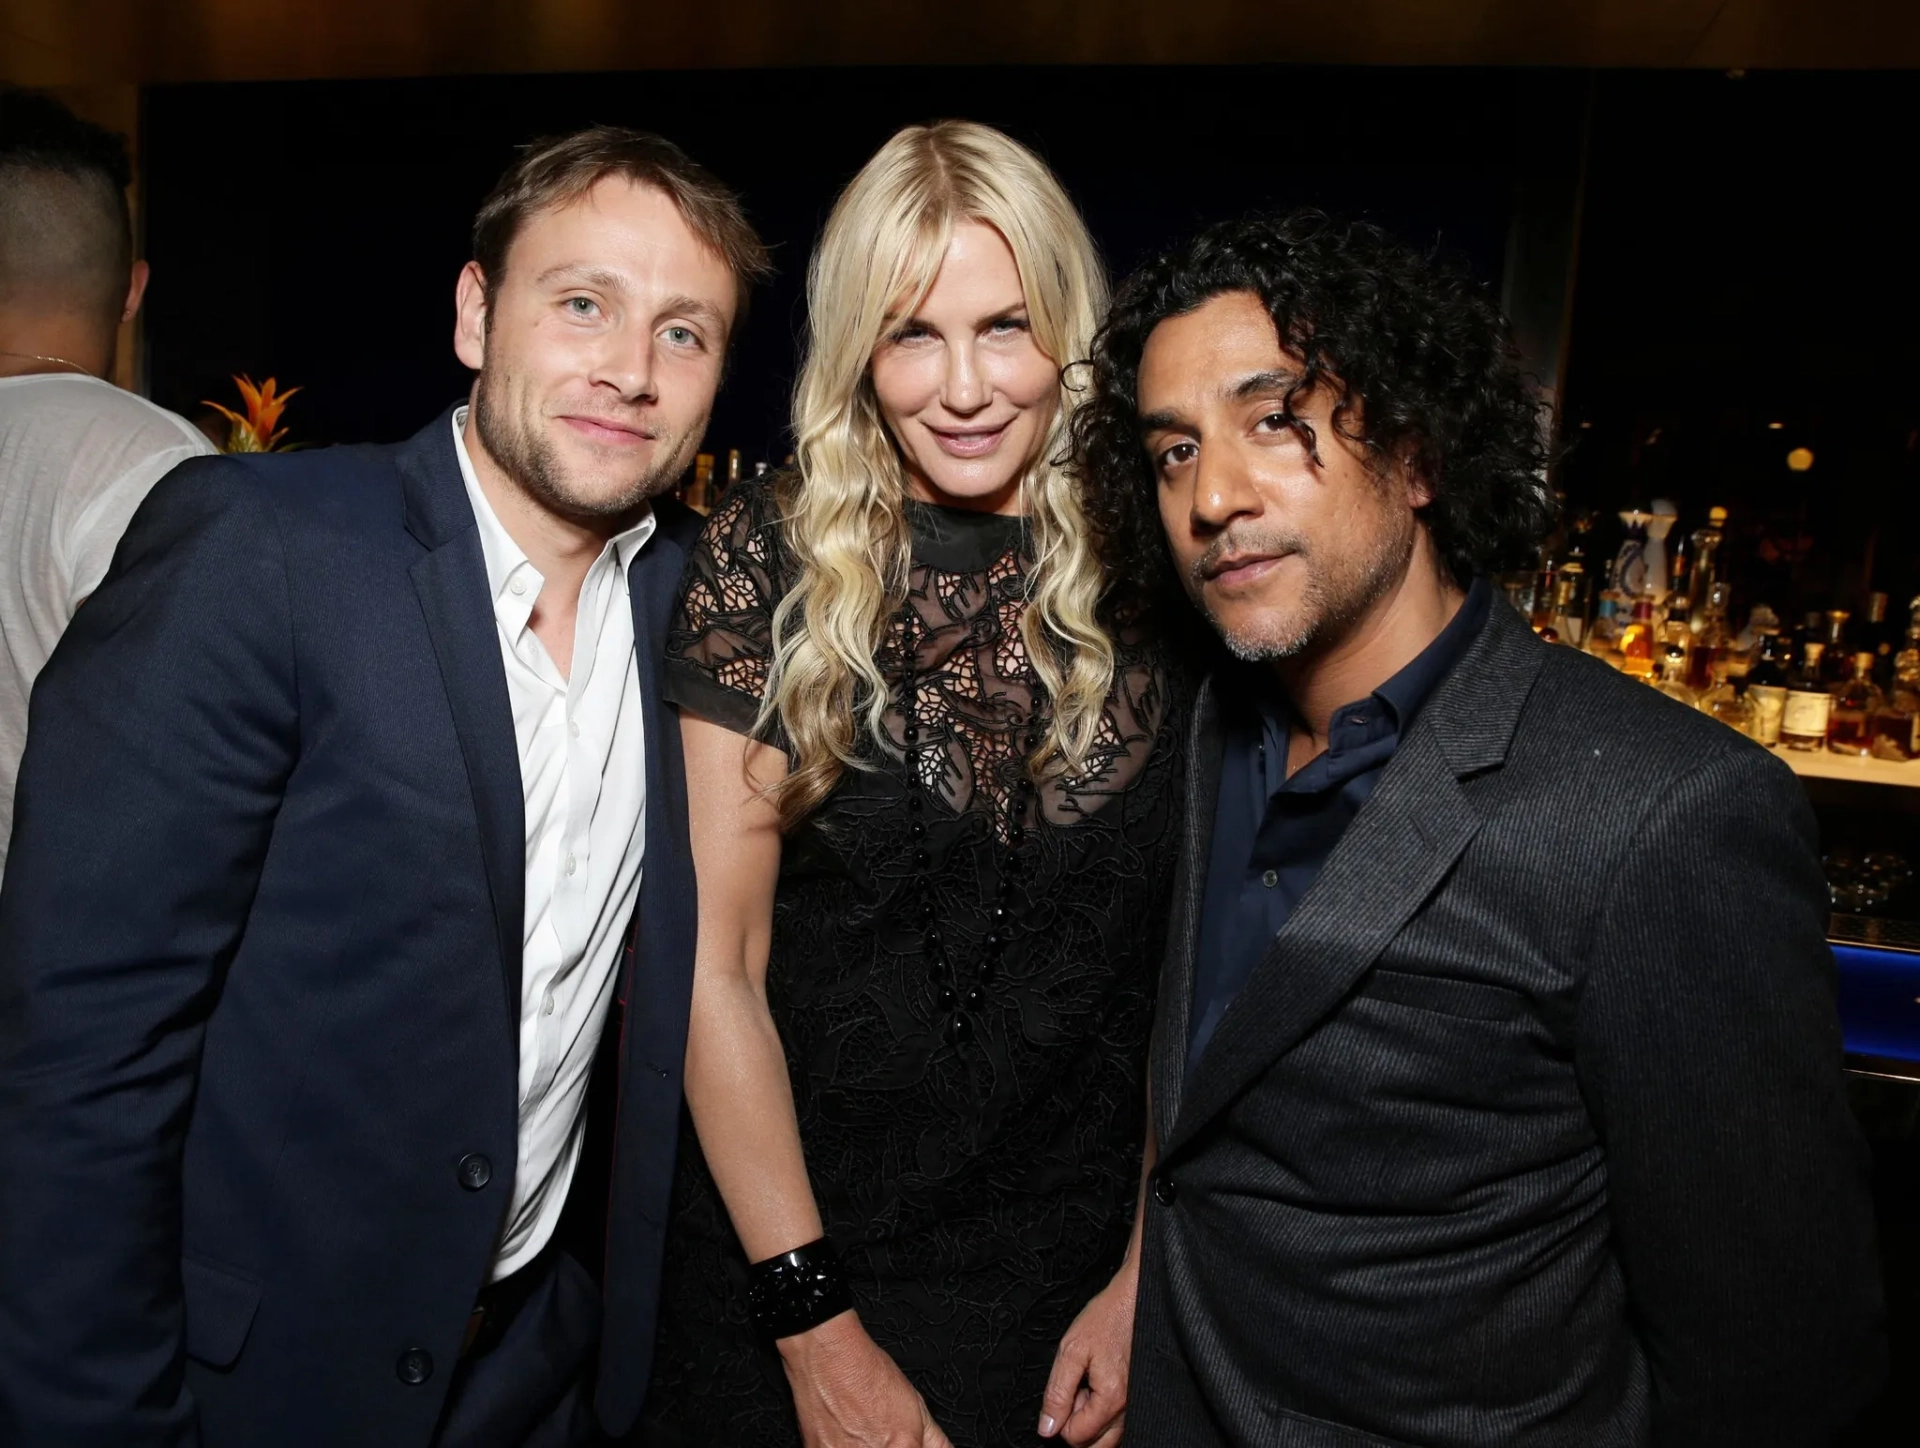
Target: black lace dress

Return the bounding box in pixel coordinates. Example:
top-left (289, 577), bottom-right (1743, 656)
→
top-left (639, 477), bottom-right (1185, 1448)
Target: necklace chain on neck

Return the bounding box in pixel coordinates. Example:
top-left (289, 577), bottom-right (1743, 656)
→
top-left (0, 350), bottom-right (97, 379)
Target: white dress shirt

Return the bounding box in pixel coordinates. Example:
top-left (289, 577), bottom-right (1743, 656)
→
top-left (452, 407), bottom-right (654, 1282)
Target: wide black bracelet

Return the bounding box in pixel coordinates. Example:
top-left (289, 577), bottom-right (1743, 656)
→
top-left (746, 1237), bottom-right (853, 1339)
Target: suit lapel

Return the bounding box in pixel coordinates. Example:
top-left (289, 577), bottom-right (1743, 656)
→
top-left (1152, 679), bottom-right (1224, 1140)
top-left (400, 410), bottom-right (526, 1032)
top-left (1162, 600), bottom-right (1546, 1159)
top-left (620, 508), bottom-right (696, 1068)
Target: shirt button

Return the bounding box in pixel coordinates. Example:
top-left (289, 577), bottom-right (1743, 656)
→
top-left (508, 578), bottom-right (527, 597)
top-left (1262, 869), bottom-right (1279, 888)
top-left (568, 719), bottom-right (580, 738)
top-left (542, 991), bottom-right (555, 1016)
top-left (564, 853), bottom-right (576, 877)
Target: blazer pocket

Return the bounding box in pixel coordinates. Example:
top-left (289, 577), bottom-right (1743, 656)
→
top-left (1262, 1401), bottom-right (1418, 1448)
top-left (181, 1253), bottom-right (263, 1369)
top-left (1359, 966), bottom-right (1526, 1023)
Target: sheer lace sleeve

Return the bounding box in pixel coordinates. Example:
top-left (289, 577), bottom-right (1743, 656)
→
top-left (663, 477), bottom-right (789, 738)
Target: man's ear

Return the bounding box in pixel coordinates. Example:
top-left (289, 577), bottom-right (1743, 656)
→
top-left (1397, 445), bottom-right (1435, 510)
top-left (453, 261), bottom-right (489, 371)
top-left (121, 260), bottom-right (150, 323)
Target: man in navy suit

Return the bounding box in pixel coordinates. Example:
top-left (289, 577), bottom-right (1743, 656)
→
top-left (0, 126), bottom-right (770, 1447)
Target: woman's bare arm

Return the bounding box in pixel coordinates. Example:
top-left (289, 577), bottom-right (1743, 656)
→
top-left (677, 711), bottom-right (951, 1448)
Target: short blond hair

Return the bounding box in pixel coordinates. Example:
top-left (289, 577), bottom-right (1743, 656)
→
top-left (471, 125), bottom-right (772, 333)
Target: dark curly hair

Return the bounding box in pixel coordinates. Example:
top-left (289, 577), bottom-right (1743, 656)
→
top-left (1072, 210), bottom-right (1555, 618)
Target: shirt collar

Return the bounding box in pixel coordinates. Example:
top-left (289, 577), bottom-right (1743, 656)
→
top-left (450, 405), bottom-right (657, 626)
top-left (1367, 575), bottom-right (1493, 734)
top-left (1237, 575), bottom-right (1493, 798)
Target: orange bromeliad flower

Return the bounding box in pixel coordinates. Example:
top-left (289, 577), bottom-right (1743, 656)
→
top-left (202, 374), bottom-right (301, 453)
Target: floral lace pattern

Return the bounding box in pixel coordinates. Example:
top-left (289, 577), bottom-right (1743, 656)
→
top-left (642, 477), bottom-right (1186, 1447)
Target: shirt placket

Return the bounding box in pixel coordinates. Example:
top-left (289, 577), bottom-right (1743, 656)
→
top-left (502, 557), bottom-right (569, 1109)
top-left (536, 554), bottom-right (613, 1098)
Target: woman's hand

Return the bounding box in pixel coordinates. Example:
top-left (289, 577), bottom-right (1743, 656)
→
top-left (1038, 1255), bottom-right (1139, 1448)
top-left (780, 1310), bottom-right (954, 1448)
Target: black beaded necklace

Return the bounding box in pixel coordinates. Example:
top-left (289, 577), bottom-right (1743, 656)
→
top-left (898, 600), bottom-right (1040, 1051)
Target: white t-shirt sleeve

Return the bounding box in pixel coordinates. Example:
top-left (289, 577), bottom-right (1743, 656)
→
top-left (58, 440), bottom-right (214, 612)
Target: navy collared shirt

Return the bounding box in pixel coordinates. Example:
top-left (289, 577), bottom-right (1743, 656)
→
top-left (1186, 578), bottom-right (1493, 1074)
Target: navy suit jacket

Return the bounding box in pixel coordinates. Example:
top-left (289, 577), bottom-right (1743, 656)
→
top-left (0, 407), bottom-right (698, 1446)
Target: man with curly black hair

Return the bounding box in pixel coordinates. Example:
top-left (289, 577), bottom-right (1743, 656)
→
top-left (1071, 212), bottom-right (1883, 1446)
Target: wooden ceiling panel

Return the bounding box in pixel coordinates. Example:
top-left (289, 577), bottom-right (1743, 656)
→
top-left (3, 0), bottom-right (1917, 86)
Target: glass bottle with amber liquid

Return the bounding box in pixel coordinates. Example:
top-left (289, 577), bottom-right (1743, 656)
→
top-left (1653, 646), bottom-right (1697, 707)
top-left (1826, 652), bottom-right (1882, 757)
top-left (1617, 597), bottom-right (1657, 679)
top-left (1684, 581), bottom-right (1733, 692)
top-left (1820, 610), bottom-right (1855, 688)
top-left (1780, 640), bottom-right (1832, 751)
top-left (683, 452), bottom-right (715, 514)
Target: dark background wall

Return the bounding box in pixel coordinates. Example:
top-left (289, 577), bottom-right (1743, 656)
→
top-left (138, 64), bottom-right (1920, 618)
top-left (1558, 67), bottom-right (1920, 624)
top-left (138, 66), bottom-right (1536, 458)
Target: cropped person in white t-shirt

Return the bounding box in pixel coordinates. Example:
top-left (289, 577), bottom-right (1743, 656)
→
top-left (0, 87), bottom-right (214, 871)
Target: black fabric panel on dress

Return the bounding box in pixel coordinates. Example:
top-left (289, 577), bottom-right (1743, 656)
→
top-left (641, 476), bottom-right (1188, 1448)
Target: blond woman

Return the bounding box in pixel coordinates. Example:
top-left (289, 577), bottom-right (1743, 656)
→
top-left (640, 121), bottom-right (1185, 1448)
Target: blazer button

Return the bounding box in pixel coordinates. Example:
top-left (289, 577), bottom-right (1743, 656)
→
top-left (395, 1347), bottom-right (434, 1385)
top-left (1152, 1171), bottom-right (1178, 1208)
top-left (457, 1153), bottom-right (492, 1191)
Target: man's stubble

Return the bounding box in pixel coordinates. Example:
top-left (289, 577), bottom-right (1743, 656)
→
top-left (472, 363), bottom-right (695, 528)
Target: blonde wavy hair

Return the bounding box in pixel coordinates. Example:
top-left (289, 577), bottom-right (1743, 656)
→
top-left (759, 119), bottom-right (1113, 828)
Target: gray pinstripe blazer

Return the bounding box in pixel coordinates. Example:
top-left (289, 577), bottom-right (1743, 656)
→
top-left (1128, 599), bottom-right (1884, 1448)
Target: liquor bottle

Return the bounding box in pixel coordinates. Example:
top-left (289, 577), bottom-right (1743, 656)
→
top-left (1865, 592), bottom-right (1894, 683)
top-left (1686, 506), bottom-right (1728, 626)
top-left (1781, 640), bottom-right (1832, 751)
top-left (1618, 597), bottom-right (1657, 679)
top-left (1529, 549), bottom-right (1557, 633)
top-left (1826, 653), bottom-right (1883, 757)
top-left (1658, 594), bottom-right (1693, 677)
top-left (1644, 503), bottom-right (1676, 597)
top-left (1553, 512), bottom-right (1593, 646)
top-left (726, 448), bottom-right (743, 497)
top-left (1552, 556), bottom-right (1590, 647)
top-left (1875, 608), bottom-right (1920, 761)
top-left (1870, 693), bottom-right (1916, 762)
top-left (1686, 581), bottom-right (1735, 692)
top-left (1613, 512), bottom-right (1652, 599)
top-left (1667, 525), bottom-right (1692, 614)
top-left (1820, 611), bottom-right (1854, 687)
top-left (686, 452), bottom-right (714, 514)
top-left (1653, 646), bottom-right (1697, 707)
top-left (1747, 631), bottom-right (1789, 747)
top-left (1587, 589), bottom-right (1623, 661)
top-left (1702, 673), bottom-right (1758, 739)
top-left (1897, 598), bottom-right (1920, 684)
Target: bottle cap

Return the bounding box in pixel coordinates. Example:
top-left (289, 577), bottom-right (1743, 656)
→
top-left (1857, 651), bottom-right (1878, 670)
top-left (1708, 506), bottom-right (1727, 524)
